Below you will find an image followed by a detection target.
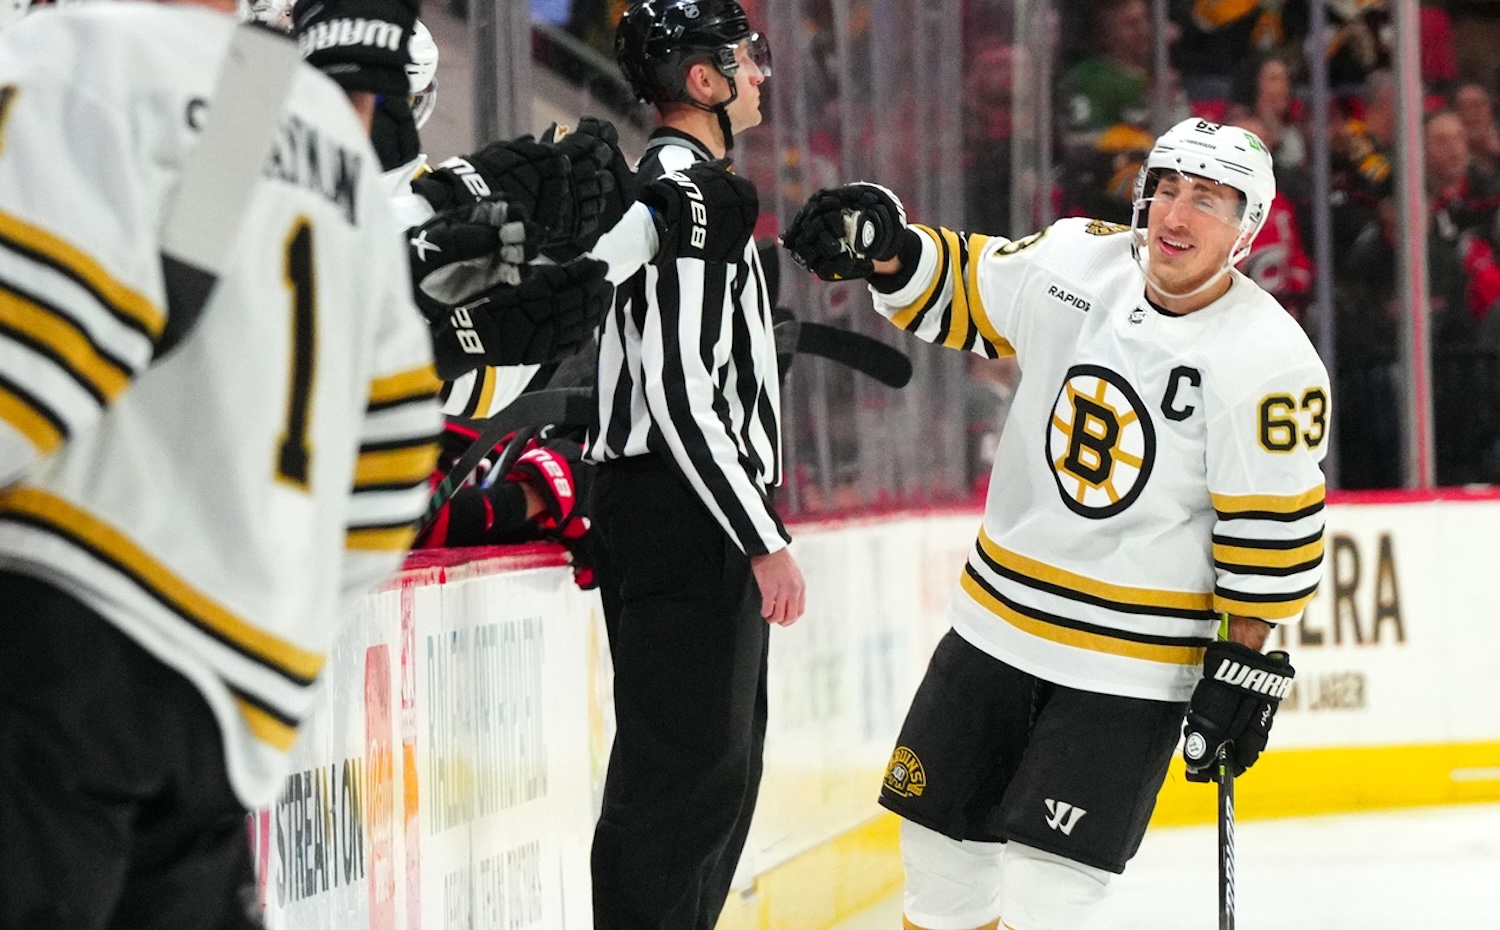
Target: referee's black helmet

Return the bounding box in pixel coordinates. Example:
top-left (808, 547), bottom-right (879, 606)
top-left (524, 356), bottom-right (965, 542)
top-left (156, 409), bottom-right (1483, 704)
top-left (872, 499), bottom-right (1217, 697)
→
top-left (614, 0), bottom-right (764, 106)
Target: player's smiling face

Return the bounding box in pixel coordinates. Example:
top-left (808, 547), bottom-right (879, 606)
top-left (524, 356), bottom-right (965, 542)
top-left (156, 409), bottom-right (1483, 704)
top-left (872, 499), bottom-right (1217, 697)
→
top-left (1145, 172), bottom-right (1245, 295)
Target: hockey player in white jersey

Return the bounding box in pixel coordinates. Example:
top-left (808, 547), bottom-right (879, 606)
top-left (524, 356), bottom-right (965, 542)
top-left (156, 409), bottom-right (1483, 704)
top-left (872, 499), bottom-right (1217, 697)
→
top-left (0, 0), bottom-right (441, 925)
top-left (784, 118), bottom-right (1328, 929)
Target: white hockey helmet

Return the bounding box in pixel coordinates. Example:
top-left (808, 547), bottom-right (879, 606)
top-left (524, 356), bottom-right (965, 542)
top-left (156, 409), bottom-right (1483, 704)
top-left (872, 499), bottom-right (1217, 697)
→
top-left (1130, 117), bottom-right (1275, 269)
top-left (244, 0), bottom-right (293, 30)
top-left (407, 20), bottom-right (439, 129)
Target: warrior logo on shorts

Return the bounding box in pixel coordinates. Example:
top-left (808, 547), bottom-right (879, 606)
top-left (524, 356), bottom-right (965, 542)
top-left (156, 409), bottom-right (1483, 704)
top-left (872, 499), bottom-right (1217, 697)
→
top-left (883, 746), bottom-right (927, 798)
top-left (1046, 364), bottom-right (1156, 519)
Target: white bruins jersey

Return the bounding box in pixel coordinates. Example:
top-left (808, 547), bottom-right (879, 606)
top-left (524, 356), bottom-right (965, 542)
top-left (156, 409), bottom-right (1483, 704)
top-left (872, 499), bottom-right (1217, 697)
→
top-left (871, 218), bottom-right (1329, 701)
top-left (0, 5), bottom-right (441, 805)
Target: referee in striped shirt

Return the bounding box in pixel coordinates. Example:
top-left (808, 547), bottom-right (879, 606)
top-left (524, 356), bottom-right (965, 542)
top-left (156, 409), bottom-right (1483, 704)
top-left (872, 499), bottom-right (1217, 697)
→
top-left (585, 2), bottom-right (805, 926)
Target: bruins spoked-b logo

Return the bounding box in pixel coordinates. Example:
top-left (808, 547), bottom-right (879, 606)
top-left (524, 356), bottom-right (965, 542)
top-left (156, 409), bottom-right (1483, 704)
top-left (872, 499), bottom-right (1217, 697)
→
top-left (1046, 365), bottom-right (1156, 518)
top-left (883, 746), bottom-right (927, 798)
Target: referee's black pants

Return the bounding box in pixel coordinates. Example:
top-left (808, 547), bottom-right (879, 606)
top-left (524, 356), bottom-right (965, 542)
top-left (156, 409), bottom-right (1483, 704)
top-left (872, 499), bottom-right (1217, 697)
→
top-left (589, 455), bottom-right (770, 929)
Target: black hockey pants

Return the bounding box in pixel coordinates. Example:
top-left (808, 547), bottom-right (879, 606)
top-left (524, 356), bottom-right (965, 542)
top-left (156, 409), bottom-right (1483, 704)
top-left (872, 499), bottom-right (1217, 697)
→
top-left (588, 454), bottom-right (770, 929)
top-left (0, 571), bottom-right (259, 930)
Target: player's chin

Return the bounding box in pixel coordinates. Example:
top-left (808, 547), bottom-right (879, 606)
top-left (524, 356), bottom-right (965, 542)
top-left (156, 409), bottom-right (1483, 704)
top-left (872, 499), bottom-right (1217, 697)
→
top-left (737, 103), bottom-right (764, 129)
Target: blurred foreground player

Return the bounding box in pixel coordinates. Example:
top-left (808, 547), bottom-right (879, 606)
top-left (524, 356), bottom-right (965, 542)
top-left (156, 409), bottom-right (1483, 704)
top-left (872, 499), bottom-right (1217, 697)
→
top-left (784, 119), bottom-right (1326, 929)
top-left (0, 0), bottom-right (440, 926)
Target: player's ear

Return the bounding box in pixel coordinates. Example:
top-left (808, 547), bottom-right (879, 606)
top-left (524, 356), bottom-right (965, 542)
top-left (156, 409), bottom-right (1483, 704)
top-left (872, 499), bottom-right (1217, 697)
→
top-left (683, 60), bottom-right (719, 104)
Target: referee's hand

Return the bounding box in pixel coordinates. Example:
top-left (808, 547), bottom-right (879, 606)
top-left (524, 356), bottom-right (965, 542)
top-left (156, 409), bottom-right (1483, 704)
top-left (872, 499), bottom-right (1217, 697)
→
top-left (750, 548), bottom-right (806, 627)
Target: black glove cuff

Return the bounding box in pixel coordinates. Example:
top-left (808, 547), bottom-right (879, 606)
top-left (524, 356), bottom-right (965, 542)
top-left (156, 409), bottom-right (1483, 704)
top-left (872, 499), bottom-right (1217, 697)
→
top-left (443, 488), bottom-right (495, 546)
top-left (867, 228), bottom-right (925, 294)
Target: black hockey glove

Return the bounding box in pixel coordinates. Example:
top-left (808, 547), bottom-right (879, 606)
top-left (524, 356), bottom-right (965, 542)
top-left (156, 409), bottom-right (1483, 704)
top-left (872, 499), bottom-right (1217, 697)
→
top-left (639, 159), bottom-right (759, 265)
top-left (413, 138), bottom-right (576, 244)
top-left (540, 117), bottom-right (636, 252)
top-left (292, 0), bottom-right (416, 97)
top-left (408, 198), bottom-right (541, 314)
top-left (782, 182), bottom-right (908, 281)
top-left (424, 257), bottom-right (612, 378)
top-left (1182, 641), bottom-right (1296, 782)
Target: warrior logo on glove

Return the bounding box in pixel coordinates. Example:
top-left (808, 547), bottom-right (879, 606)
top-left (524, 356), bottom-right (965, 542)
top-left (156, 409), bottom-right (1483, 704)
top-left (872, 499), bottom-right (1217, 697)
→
top-left (1182, 640), bottom-right (1296, 782)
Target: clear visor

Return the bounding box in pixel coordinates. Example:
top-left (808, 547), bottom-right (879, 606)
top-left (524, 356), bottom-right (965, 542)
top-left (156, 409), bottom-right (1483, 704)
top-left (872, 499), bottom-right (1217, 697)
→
top-left (411, 79), bottom-right (438, 130)
top-left (1137, 170), bottom-right (1246, 229)
top-left (714, 32), bottom-right (772, 80)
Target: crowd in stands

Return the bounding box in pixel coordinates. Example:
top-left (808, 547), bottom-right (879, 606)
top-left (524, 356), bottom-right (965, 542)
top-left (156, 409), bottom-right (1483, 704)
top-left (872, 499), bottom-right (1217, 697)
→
top-left (960, 0), bottom-right (1500, 490)
top-left (448, 0), bottom-right (1500, 500)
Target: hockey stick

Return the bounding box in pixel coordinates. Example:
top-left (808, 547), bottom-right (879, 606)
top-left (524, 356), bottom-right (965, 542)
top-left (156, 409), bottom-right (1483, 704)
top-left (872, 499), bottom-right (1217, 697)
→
top-left (762, 239), bottom-right (912, 389)
top-left (1217, 744), bottom-right (1236, 930)
top-left (158, 26), bottom-right (302, 356)
top-left (418, 387), bottom-right (592, 530)
top-left (772, 319), bottom-right (913, 388)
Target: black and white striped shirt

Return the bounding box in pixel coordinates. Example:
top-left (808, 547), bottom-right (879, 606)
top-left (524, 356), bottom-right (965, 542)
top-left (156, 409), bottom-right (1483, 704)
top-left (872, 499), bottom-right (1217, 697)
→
top-left (585, 129), bottom-right (788, 556)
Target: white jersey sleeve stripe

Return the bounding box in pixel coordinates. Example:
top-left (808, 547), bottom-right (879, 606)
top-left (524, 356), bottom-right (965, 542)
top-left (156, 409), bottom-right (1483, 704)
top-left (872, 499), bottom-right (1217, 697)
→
top-left (884, 226), bottom-right (1016, 358)
top-left (1212, 528), bottom-right (1323, 564)
top-left (351, 364), bottom-right (439, 548)
top-left (1214, 582), bottom-right (1320, 620)
top-left (0, 208), bottom-right (162, 340)
top-left (0, 486), bottom-right (325, 685)
top-left (0, 289), bottom-right (131, 403)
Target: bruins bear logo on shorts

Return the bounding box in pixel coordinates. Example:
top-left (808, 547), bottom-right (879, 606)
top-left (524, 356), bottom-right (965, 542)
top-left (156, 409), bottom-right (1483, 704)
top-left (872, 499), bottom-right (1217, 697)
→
top-left (883, 746), bottom-right (927, 798)
top-left (1046, 364), bottom-right (1156, 519)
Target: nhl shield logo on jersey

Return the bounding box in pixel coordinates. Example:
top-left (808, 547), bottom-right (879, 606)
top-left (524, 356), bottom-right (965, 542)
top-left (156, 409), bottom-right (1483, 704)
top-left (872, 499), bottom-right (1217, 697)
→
top-left (883, 746), bottom-right (927, 798)
top-left (1046, 365), bottom-right (1156, 519)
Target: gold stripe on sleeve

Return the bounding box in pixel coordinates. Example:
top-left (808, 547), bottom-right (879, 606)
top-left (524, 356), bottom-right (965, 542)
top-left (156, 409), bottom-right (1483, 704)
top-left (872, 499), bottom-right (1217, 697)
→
top-left (0, 487), bottom-right (324, 683)
top-left (939, 227), bottom-right (972, 349)
top-left (887, 226), bottom-right (947, 330)
top-left (236, 696), bottom-right (299, 751)
top-left (0, 384), bottom-right (63, 453)
top-left (962, 234), bottom-right (1015, 358)
top-left (0, 209), bottom-right (163, 337)
top-left (1214, 589), bottom-right (1318, 621)
top-left (369, 364), bottom-right (441, 407)
top-left (0, 290), bottom-right (131, 399)
top-left (1212, 486), bottom-right (1325, 517)
top-left (354, 442), bottom-right (439, 488)
top-left (1213, 536), bottom-right (1325, 570)
top-left (472, 367), bottom-right (498, 417)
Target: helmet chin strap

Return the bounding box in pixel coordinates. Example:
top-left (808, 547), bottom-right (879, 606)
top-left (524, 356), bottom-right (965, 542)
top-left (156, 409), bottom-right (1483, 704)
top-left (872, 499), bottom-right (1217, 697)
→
top-left (1143, 257), bottom-right (1233, 301)
top-left (686, 76), bottom-right (739, 154)
top-left (1130, 217), bottom-right (1248, 304)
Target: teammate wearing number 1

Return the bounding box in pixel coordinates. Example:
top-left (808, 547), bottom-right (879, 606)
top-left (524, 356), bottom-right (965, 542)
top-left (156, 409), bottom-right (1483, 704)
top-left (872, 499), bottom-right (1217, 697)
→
top-left (0, 0), bottom-right (440, 925)
top-left (784, 118), bottom-right (1328, 929)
